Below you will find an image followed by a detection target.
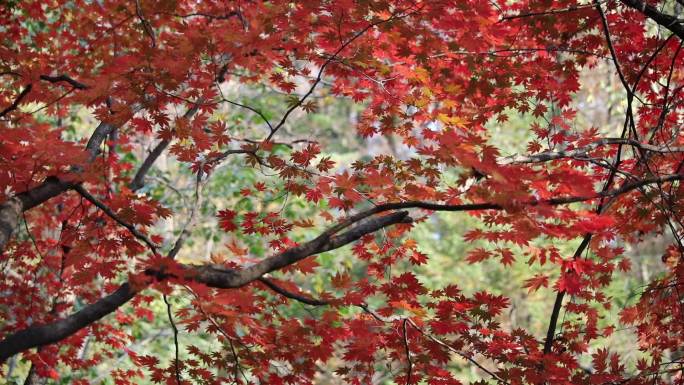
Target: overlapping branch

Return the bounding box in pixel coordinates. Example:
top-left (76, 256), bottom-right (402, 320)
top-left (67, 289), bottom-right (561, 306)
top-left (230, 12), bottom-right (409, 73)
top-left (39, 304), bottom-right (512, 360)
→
top-left (2, 172), bottom-right (683, 362)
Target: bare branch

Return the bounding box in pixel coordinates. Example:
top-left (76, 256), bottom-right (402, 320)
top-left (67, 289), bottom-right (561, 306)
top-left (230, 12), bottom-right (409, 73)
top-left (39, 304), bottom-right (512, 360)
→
top-left (129, 139), bottom-right (171, 192)
top-left (130, 103), bottom-right (201, 191)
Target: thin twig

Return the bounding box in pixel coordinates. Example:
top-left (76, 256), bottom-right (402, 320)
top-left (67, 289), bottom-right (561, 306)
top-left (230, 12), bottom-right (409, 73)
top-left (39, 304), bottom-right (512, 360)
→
top-left (265, 6), bottom-right (421, 142)
top-left (163, 294), bottom-right (181, 385)
top-left (72, 184), bottom-right (160, 253)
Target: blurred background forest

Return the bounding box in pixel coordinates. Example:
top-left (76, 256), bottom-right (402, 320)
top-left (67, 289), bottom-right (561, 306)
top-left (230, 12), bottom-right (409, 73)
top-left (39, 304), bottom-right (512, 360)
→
top-left (3, 51), bottom-right (669, 385)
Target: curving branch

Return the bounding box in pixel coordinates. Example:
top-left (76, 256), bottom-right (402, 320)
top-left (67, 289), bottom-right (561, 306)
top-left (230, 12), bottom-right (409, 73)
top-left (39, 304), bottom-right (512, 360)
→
top-left (2, 172), bottom-right (683, 362)
top-left (0, 283), bottom-right (137, 362)
top-left (0, 211), bottom-right (411, 362)
top-left (190, 211), bottom-right (413, 289)
top-left (258, 277), bottom-right (329, 306)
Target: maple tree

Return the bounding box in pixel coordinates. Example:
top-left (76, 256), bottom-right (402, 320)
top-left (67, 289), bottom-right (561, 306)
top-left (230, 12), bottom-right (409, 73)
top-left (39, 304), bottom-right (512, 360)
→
top-left (1, 0), bottom-right (684, 383)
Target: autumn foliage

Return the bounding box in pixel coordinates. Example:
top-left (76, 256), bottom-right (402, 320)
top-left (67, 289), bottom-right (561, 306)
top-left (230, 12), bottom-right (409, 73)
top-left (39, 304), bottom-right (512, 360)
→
top-left (1, 0), bottom-right (684, 384)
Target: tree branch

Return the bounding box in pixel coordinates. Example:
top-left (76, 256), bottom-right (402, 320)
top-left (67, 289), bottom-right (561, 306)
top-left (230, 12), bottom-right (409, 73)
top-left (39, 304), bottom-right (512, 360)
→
top-left (264, 6), bottom-right (420, 142)
top-left (0, 283), bottom-right (136, 362)
top-left (72, 184), bottom-right (160, 253)
top-left (498, 3), bottom-right (598, 22)
top-left (0, 118), bottom-right (124, 252)
top-left (1, 74), bottom-right (88, 120)
top-left (500, 138), bottom-right (684, 164)
top-left (258, 277), bottom-right (329, 306)
top-left (259, 279), bottom-right (505, 384)
top-left (0, 84), bottom-right (32, 119)
top-left (0, 211), bottom-right (412, 361)
top-left (39, 74), bottom-right (89, 90)
top-left (129, 103), bottom-right (201, 191)
top-left (3, 172), bottom-right (683, 362)
top-left (619, 0), bottom-right (684, 40)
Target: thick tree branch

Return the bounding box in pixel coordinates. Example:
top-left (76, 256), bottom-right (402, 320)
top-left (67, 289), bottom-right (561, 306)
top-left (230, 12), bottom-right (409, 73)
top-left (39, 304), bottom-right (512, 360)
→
top-left (39, 74), bottom-right (89, 90)
top-left (619, 0), bottom-right (684, 40)
top-left (191, 211), bottom-right (413, 288)
top-left (0, 283), bottom-right (136, 362)
top-left (3, 172), bottom-right (683, 362)
top-left (129, 139), bottom-right (170, 191)
top-left (0, 211), bottom-right (411, 361)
